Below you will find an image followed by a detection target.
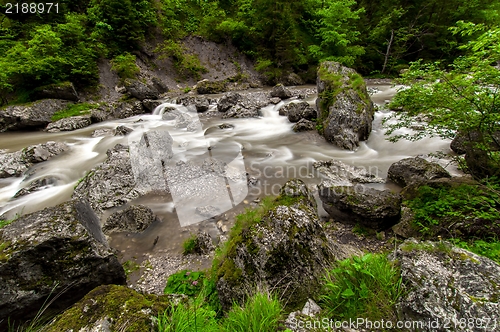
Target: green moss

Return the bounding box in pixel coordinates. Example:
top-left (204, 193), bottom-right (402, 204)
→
top-left (51, 103), bottom-right (98, 121)
top-left (122, 260), bottom-right (140, 277)
top-left (47, 285), bottom-right (170, 332)
top-left (0, 240), bottom-right (13, 262)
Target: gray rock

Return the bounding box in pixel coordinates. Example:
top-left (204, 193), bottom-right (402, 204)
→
top-left (91, 128), bottom-right (113, 137)
top-left (142, 99), bottom-right (164, 113)
top-left (195, 205), bottom-right (221, 218)
top-left (270, 84), bottom-right (292, 99)
top-left (314, 159), bottom-right (385, 186)
top-left (388, 157), bottom-right (451, 187)
top-left (283, 72), bottom-right (305, 86)
top-left (215, 179), bottom-right (356, 311)
top-left (46, 115), bottom-right (92, 132)
top-left (72, 144), bottom-right (143, 215)
top-left (283, 101), bottom-right (316, 123)
top-left (393, 239), bottom-right (500, 332)
top-left (222, 105), bottom-right (259, 119)
top-left (318, 183), bottom-right (401, 230)
top-left (177, 95), bottom-right (210, 112)
top-left (33, 82), bottom-right (79, 102)
top-left (391, 206), bottom-right (420, 239)
top-left (185, 231), bottom-right (215, 255)
top-left (124, 79), bottom-right (161, 101)
top-left (270, 97), bottom-right (282, 104)
top-left (316, 61), bottom-right (374, 150)
top-left (45, 285), bottom-right (171, 332)
top-left (113, 125), bottom-right (133, 136)
top-left (151, 77), bottom-right (169, 94)
top-left (0, 99), bottom-right (70, 132)
top-left (196, 79), bottom-right (228, 94)
top-left (217, 92), bottom-right (243, 112)
top-left (0, 141), bottom-right (68, 178)
top-left (293, 119), bottom-right (315, 132)
top-left (102, 205), bottom-right (158, 234)
top-left (0, 200), bottom-right (126, 325)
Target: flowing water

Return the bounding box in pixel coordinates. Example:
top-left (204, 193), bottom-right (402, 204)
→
top-left (0, 84), bottom-right (454, 259)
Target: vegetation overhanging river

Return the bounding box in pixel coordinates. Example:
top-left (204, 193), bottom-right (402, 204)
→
top-left (0, 83), bottom-right (455, 261)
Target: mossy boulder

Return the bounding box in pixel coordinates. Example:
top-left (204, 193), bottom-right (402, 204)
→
top-left (388, 157), bottom-right (451, 187)
top-left (316, 61), bottom-right (374, 150)
top-left (393, 239), bottom-right (500, 330)
top-left (46, 285), bottom-right (171, 332)
top-left (318, 183), bottom-right (402, 230)
top-left (33, 82), bottom-right (79, 102)
top-left (215, 179), bottom-right (356, 311)
top-left (196, 79), bottom-right (228, 94)
top-left (0, 200), bottom-right (125, 326)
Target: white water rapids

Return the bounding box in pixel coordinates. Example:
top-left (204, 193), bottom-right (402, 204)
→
top-left (0, 84), bottom-right (454, 254)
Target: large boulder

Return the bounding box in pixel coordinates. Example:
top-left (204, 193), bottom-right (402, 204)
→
top-left (0, 200), bottom-right (126, 326)
top-left (314, 159), bottom-right (385, 186)
top-left (90, 100), bottom-right (146, 123)
top-left (282, 101), bottom-right (316, 123)
top-left (318, 183), bottom-right (401, 230)
top-left (0, 99), bottom-right (70, 132)
top-left (196, 79), bottom-right (228, 94)
top-left (46, 285), bottom-right (171, 332)
top-left (33, 82), bottom-right (79, 102)
top-left (215, 179), bottom-right (357, 311)
top-left (217, 91), bottom-right (265, 119)
top-left (0, 141), bottom-right (68, 178)
top-left (270, 84), bottom-right (292, 99)
top-left (124, 79), bottom-right (166, 101)
top-left (316, 62), bottom-right (375, 150)
top-left (222, 105), bottom-right (259, 119)
top-left (388, 157), bottom-right (451, 187)
top-left (393, 239), bottom-right (500, 332)
top-left (142, 99), bottom-right (164, 113)
top-left (102, 205), bottom-right (158, 234)
top-left (72, 144), bottom-right (143, 215)
top-left (46, 115), bottom-right (92, 132)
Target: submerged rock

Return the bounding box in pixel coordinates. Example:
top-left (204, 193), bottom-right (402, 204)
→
top-left (46, 115), bottom-right (92, 132)
top-left (102, 205), bottom-right (158, 234)
top-left (114, 125), bottom-right (133, 136)
top-left (0, 141), bottom-right (68, 178)
top-left (316, 61), bottom-right (374, 150)
top-left (177, 95), bottom-right (210, 112)
top-left (215, 179), bottom-right (357, 311)
top-left (0, 200), bottom-right (126, 325)
top-left (293, 119), bottom-right (315, 132)
top-left (318, 183), bottom-right (401, 230)
top-left (388, 157), bottom-right (451, 187)
top-left (46, 285), bottom-right (171, 332)
top-left (142, 99), bottom-right (164, 113)
top-left (393, 239), bottom-right (500, 332)
top-left (0, 99), bottom-right (70, 132)
top-left (14, 177), bottom-right (60, 198)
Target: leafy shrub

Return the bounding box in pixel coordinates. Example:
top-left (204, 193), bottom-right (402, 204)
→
top-left (156, 296), bottom-right (219, 332)
top-left (182, 234), bottom-right (198, 255)
top-left (320, 253), bottom-right (403, 321)
top-left (406, 182), bottom-right (500, 236)
top-left (110, 53), bottom-right (140, 80)
top-left (164, 270), bottom-right (206, 298)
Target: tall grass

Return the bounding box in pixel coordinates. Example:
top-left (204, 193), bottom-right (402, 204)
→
top-left (320, 253), bottom-right (403, 322)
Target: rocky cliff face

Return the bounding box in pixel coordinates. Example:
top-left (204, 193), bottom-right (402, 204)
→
top-left (316, 62), bottom-right (375, 150)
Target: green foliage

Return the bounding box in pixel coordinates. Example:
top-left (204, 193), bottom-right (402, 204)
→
top-left (222, 291), bottom-right (283, 332)
top-left (51, 103), bottom-right (98, 121)
top-left (320, 253), bottom-right (403, 322)
top-left (156, 40), bottom-right (207, 79)
top-left (164, 270), bottom-right (206, 298)
top-left (450, 238), bottom-right (500, 264)
top-left (110, 53), bottom-right (139, 80)
top-left (156, 297), bottom-right (219, 332)
top-left (182, 234), bottom-right (198, 255)
top-left (386, 23), bottom-right (500, 178)
top-left (406, 182), bottom-right (500, 236)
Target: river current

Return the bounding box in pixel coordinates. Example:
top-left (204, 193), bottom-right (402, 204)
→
top-left (0, 84), bottom-right (454, 256)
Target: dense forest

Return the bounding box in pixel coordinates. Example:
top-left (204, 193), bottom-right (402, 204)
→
top-left (0, 0), bottom-right (499, 104)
